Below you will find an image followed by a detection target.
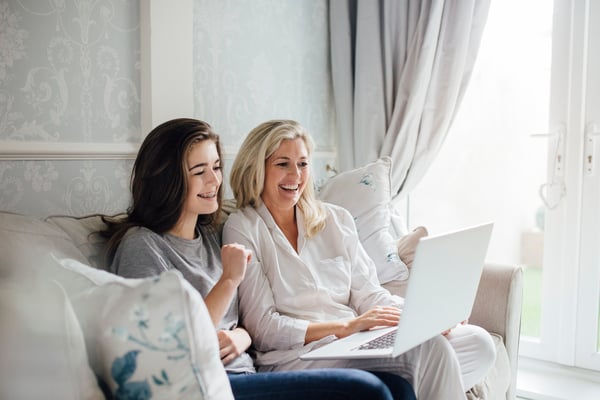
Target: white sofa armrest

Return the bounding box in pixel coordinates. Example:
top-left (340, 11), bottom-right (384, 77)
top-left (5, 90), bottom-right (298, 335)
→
top-left (470, 263), bottom-right (523, 400)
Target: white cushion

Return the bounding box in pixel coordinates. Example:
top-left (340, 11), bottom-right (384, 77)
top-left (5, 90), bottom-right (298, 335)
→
top-left (0, 212), bottom-right (89, 281)
top-left (318, 157), bottom-right (409, 283)
top-left (57, 257), bottom-right (233, 400)
top-left (0, 279), bottom-right (103, 399)
top-left (46, 214), bottom-right (113, 270)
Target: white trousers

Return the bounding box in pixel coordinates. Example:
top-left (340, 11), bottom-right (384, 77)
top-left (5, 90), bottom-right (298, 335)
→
top-left (259, 324), bottom-right (496, 400)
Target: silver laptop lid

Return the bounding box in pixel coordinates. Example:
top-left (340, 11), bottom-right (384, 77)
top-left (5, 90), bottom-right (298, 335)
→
top-left (392, 222), bottom-right (494, 356)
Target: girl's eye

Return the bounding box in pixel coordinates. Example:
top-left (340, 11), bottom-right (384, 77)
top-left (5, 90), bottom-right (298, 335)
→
top-left (213, 165), bottom-right (221, 171)
top-left (276, 162), bottom-right (289, 168)
top-left (193, 171), bottom-right (204, 176)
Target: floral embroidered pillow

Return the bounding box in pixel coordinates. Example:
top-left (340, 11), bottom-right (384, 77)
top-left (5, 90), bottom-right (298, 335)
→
top-left (318, 157), bottom-right (409, 283)
top-left (62, 261), bottom-right (233, 400)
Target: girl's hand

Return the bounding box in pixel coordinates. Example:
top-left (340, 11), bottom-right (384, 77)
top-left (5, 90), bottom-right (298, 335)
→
top-left (217, 328), bottom-right (252, 365)
top-left (220, 243), bottom-right (252, 286)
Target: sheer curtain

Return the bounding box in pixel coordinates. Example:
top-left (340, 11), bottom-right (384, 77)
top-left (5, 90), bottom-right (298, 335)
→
top-left (330, 0), bottom-right (490, 200)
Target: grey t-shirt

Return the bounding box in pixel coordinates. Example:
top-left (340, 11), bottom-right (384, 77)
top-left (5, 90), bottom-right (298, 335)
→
top-left (110, 225), bottom-right (255, 373)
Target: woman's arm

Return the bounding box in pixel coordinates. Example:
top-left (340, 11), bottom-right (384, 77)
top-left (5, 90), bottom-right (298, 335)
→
top-left (305, 306), bottom-right (401, 343)
top-left (224, 217), bottom-right (309, 352)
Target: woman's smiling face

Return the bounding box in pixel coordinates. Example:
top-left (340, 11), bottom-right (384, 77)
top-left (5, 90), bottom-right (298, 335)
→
top-left (261, 137), bottom-right (310, 213)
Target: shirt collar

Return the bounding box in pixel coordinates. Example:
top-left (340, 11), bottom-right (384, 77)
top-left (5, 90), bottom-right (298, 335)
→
top-left (256, 202), bottom-right (306, 253)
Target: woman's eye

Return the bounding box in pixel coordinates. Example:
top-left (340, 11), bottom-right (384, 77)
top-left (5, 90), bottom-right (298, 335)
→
top-left (276, 162), bottom-right (288, 168)
top-left (299, 162), bottom-right (309, 168)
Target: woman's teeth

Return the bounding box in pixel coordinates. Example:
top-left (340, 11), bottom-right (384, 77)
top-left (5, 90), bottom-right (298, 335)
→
top-left (280, 184), bottom-right (299, 191)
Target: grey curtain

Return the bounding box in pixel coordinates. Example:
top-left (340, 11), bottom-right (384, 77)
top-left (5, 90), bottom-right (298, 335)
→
top-left (330, 0), bottom-right (490, 200)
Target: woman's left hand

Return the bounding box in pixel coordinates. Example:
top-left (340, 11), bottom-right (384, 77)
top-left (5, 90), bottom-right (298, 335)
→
top-left (217, 327), bottom-right (252, 365)
top-left (442, 319), bottom-right (468, 336)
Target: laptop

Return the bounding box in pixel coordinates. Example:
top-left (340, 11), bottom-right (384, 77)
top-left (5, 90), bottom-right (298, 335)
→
top-left (300, 222), bottom-right (493, 360)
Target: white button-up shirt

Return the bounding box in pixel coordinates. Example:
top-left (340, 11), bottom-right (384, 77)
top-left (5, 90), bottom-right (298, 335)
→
top-left (223, 202), bottom-right (403, 367)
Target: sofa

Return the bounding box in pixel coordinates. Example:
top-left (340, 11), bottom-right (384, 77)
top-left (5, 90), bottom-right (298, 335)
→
top-left (0, 208), bottom-right (522, 400)
top-left (0, 160), bottom-right (523, 400)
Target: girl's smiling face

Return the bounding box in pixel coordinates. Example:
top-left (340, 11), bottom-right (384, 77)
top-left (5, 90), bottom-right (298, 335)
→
top-left (181, 139), bottom-right (222, 218)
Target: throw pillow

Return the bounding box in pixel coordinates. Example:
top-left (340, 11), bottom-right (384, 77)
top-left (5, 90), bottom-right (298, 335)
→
top-left (318, 157), bottom-right (409, 283)
top-left (55, 257), bottom-right (233, 400)
top-left (0, 279), bottom-right (104, 399)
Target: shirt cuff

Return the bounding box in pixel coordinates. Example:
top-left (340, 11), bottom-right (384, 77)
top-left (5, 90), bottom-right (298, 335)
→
top-left (287, 318), bottom-right (310, 350)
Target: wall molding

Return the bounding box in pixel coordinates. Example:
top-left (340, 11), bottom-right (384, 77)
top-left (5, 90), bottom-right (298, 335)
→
top-left (0, 142), bottom-right (335, 161)
top-left (0, 141), bottom-right (139, 160)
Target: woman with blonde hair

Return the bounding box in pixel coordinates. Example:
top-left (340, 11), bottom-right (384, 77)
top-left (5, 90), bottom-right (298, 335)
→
top-left (224, 119), bottom-right (496, 400)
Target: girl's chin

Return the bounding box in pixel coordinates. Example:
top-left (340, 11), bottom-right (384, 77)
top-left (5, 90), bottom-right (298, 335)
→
top-left (198, 203), bottom-right (219, 215)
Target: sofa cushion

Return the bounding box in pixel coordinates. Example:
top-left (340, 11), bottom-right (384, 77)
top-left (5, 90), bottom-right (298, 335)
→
top-left (46, 214), bottom-right (114, 270)
top-left (318, 157), bottom-right (409, 283)
top-left (0, 212), bottom-right (89, 282)
top-left (0, 279), bottom-right (103, 399)
top-left (55, 257), bottom-right (233, 400)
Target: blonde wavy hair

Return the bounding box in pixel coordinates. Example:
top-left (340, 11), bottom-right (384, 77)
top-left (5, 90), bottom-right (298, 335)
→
top-left (229, 120), bottom-right (327, 238)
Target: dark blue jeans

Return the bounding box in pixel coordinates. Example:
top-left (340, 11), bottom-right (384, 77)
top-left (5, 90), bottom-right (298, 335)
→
top-left (228, 368), bottom-right (415, 400)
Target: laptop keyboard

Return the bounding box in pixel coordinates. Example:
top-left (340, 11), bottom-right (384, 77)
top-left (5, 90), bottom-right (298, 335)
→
top-left (355, 329), bottom-right (397, 350)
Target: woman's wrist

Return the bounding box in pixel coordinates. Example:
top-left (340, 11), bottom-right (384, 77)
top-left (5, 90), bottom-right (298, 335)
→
top-left (336, 320), bottom-right (353, 338)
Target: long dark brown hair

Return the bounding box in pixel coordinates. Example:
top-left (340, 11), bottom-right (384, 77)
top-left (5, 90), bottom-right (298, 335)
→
top-left (102, 118), bottom-right (224, 259)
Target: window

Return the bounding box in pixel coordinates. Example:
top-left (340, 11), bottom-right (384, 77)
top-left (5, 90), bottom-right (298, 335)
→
top-left (408, 0), bottom-right (600, 373)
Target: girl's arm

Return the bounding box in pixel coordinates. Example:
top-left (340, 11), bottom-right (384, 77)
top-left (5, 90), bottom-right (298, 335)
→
top-left (203, 243), bottom-right (251, 326)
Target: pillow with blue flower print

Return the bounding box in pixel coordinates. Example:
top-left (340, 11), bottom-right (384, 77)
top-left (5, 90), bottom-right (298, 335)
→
top-left (318, 157), bottom-right (409, 284)
top-left (58, 258), bottom-right (233, 400)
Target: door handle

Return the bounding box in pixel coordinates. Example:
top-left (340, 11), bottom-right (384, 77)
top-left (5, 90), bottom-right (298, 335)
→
top-left (585, 122), bottom-right (600, 175)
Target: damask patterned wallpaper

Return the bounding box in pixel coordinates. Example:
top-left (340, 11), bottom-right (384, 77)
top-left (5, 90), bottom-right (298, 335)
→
top-left (193, 0), bottom-right (336, 193)
top-left (0, 0), bottom-right (335, 217)
top-left (193, 0), bottom-right (335, 150)
top-left (0, 0), bottom-right (140, 143)
top-left (0, 0), bottom-right (140, 217)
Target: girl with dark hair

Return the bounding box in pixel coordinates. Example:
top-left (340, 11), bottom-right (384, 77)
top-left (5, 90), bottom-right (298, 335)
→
top-left (102, 118), bottom-right (415, 400)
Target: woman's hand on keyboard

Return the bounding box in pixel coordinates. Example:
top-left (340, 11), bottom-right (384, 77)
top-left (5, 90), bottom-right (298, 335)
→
top-left (342, 306), bottom-right (401, 338)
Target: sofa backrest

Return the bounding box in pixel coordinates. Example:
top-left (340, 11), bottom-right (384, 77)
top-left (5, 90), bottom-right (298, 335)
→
top-left (45, 214), bottom-right (112, 270)
top-left (0, 212), bottom-right (90, 281)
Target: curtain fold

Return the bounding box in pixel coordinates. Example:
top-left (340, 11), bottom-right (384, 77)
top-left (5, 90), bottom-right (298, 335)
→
top-left (330, 0), bottom-right (490, 200)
